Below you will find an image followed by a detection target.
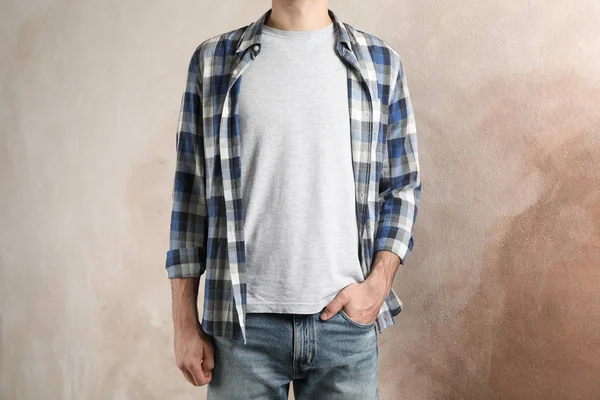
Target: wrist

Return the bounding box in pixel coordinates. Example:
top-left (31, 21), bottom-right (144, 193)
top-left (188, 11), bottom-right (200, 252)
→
top-left (367, 251), bottom-right (400, 294)
top-left (365, 270), bottom-right (391, 301)
top-left (174, 318), bottom-right (201, 333)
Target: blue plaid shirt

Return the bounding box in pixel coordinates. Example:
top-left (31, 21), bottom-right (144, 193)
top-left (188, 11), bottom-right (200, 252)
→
top-left (166, 8), bottom-right (421, 344)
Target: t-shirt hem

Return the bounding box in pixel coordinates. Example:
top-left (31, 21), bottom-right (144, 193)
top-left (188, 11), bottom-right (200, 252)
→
top-left (246, 299), bottom-right (334, 314)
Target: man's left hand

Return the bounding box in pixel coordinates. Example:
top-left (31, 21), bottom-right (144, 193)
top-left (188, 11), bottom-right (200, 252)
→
top-left (320, 275), bottom-right (390, 325)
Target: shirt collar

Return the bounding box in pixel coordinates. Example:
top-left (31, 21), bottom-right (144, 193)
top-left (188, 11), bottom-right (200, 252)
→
top-left (236, 8), bottom-right (353, 55)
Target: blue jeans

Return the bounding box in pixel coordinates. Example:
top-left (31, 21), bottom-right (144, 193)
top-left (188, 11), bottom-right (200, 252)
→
top-left (206, 306), bottom-right (379, 399)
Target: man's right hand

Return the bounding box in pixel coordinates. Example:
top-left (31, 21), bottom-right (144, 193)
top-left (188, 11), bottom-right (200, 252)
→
top-left (174, 323), bottom-right (215, 386)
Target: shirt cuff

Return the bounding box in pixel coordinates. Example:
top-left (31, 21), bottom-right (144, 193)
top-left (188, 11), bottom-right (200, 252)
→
top-left (165, 247), bottom-right (207, 278)
top-left (373, 227), bottom-right (414, 265)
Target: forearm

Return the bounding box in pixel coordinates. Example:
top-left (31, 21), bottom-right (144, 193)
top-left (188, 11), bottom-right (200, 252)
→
top-left (366, 250), bottom-right (401, 292)
top-left (171, 277), bottom-right (201, 330)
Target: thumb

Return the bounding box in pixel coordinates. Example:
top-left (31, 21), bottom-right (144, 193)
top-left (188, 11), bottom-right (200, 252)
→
top-left (320, 292), bottom-right (347, 321)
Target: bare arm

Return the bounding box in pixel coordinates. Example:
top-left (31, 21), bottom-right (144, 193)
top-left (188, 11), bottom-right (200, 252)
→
top-left (171, 277), bottom-right (200, 331)
top-left (171, 278), bottom-right (214, 386)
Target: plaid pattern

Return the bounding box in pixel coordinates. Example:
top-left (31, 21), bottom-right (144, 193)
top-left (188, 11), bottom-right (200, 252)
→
top-left (166, 8), bottom-right (421, 344)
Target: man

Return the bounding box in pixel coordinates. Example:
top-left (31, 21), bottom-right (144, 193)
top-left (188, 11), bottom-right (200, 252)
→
top-left (166, 1), bottom-right (421, 398)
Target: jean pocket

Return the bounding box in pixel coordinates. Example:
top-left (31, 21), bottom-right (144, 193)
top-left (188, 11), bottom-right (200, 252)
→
top-left (338, 308), bottom-right (376, 329)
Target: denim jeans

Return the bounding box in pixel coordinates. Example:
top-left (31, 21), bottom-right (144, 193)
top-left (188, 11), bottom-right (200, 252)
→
top-left (206, 306), bottom-right (379, 400)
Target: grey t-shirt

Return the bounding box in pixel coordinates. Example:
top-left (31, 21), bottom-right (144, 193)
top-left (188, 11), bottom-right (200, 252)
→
top-left (239, 21), bottom-right (364, 314)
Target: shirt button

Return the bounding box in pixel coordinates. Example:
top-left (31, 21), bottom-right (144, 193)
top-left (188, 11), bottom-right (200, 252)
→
top-left (232, 69), bottom-right (238, 76)
top-left (253, 45), bottom-right (259, 51)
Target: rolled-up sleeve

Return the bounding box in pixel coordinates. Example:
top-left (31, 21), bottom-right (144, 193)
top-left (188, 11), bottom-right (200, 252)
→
top-left (165, 48), bottom-right (208, 279)
top-left (374, 59), bottom-right (422, 265)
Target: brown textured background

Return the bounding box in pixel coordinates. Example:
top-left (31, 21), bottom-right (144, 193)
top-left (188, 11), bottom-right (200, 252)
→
top-left (1, 0), bottom-right (599, 399)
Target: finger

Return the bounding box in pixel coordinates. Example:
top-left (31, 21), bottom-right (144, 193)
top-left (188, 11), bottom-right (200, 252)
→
top-left (189, 361), bottom-right (211, 386)
top-left (321, 296), bottom-right (347, 320)
top-left (181, 367), bottom-right (198, 386)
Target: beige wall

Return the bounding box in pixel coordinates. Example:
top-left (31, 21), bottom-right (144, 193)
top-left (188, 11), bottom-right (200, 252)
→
top-left (1, 0), bottom-right (599, 399)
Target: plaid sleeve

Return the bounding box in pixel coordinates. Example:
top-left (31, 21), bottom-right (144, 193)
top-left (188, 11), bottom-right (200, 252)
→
top-left (374, 59), bottom-right (422, 265)
top-left (165, 48), bottom-right (208, 279)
